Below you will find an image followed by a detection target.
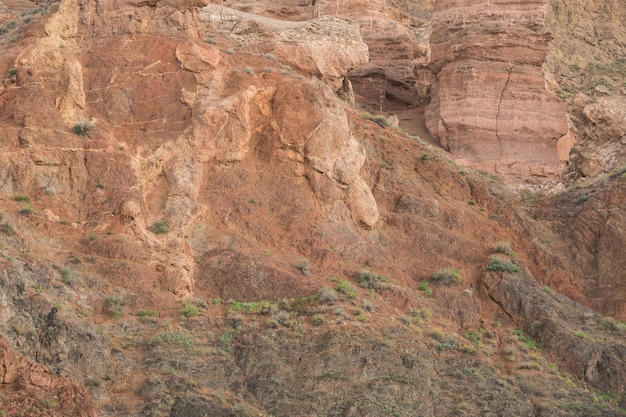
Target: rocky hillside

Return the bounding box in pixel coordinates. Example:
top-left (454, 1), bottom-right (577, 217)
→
top-left (0, 0), bottom-right (625, 416)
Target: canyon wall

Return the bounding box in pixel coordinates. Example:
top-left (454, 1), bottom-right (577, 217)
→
top-left (424, 0), bottom-right (571, 180)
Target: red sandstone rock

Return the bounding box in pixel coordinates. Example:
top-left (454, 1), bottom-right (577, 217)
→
top-left (425, 0), bottom-right (571, 180)
top-left (0, 336), bottom-right (98, 417)
top-left (201, 4), bottom-right (368, 90)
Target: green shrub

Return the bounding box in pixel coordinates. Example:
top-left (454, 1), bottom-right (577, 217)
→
top-left (137, 309), bottom-right (158, 322)
top-left (493, 241), bottom-right (515, 256)
top-left (148, 331), bottom-right (194, 348)
top-left (410, 308), bottom-right (430, 320)
top-left (105, 294), bottom-right (125, 312)
top-left (7, 67), bottom-right (17, 76)
top-left (72, 119), bottom-right (94, 137)
top-left (574, 193), bottom-right (590, 204)
top-left (430, 329), bottom-right (446, 341)
top-left (437, 338), bottom-right (459, 352)
top-left (353, 307), bottom-right (370, 322)
top-left (233, 403), bottom-right (254, 417)
top-left (460, 345), bottom-right (478, 355)
top-left (13, 194), bottom-right (30, 203)
top-left (41, 398), bottom-right (57, 409)
top-left (599, 316), bottom-right (626, 333)
top-left (0, 20), bottom-right (16, 36)
top-left (152, 219), bottom-right (168, 234)
top-left (465, 330), bottom-right (483, 348)
top-left (486, 257), bottom-right (520, 273)
top-left (60, 267), bottom-right (81, 287)
top-left (318, 286), bottom-right (337, 305)
top-left (178, 299), bottom-right (207, 319)
top-left (513, 329), bottom-right (538, 350)
top-left (137, 311), bottom-right (156, 321)
top-left (0, 222), bottom-right (12, 235)
top-left (228, 300), bottom-right (278, 315)
top-left (311, 313), bottom-right (325, 326)
top-left (363, 112), bottom-right (391, 128)
top-left (336, 279), bottom-right (357, 298)
top-left (431, 268), bottom-right (462, 286)
top-left (275, 311), bottom-right (293, 327)
top-left (19, 204), bottom-right (34, 215)
top-left (180, 303), bottom-right (198, 318)
top-left (296, 258), bottom-right (311, 276)
top-left (356, 270), bottom-right (387, 291)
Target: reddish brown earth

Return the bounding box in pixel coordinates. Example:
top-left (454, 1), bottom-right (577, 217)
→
top-left (0, 0), bottom-right (625, 416)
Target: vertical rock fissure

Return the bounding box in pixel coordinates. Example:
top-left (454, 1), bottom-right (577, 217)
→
top-left (495, 65), bottom-right (514, 166)
top-left (439, 117), bottom-right (452, 151)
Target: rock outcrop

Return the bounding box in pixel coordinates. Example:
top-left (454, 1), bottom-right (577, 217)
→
top-left (565, 94), bottom-right (626, 179)
top-left (543, 0), bottom-right (626, 181)
top-left (202, 4), bottom-right (368, 91)
top-left (424, 0), bottom-right (571, 180)
top-left (0, 336), bottom-right (98, 417)
top-left (1, 0), bottom-right (378, 297)
top-left (536, 176), bottom-right (626, 320)
top-left (482, 261), bottom-right (626, 397)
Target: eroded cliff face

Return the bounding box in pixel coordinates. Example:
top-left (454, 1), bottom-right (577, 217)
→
top-left (544, 0), bottom-right (626, 181)
top-left (1, 0), bottom-right (381, 298)
top-left (424, 0), bottom-right (570, 181)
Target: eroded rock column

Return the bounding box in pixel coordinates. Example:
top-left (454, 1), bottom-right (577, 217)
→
top-left (425, 0), bottom-right (570, 180)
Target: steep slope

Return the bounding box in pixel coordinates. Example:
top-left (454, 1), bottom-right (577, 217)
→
top-left (0, 0), bottom-right (625, 416)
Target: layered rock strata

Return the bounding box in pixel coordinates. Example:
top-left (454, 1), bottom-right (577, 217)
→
top-left (425, 0), bottom-right (571, 180)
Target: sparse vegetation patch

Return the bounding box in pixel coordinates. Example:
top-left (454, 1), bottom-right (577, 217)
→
top-left (152, 219), bottom-right (169, 234)
top-left (486, 257), bottom-right (520, 273)
top-left (72, 119), bottom-right (94, 137)
top-left (356, 270), bottom-right (388, 291)
top-left (493, 241), bottom-right (515, 257)
top-left (335, 279), bottom-right (358, 298)
top-left (431, 268), bottom-right (463, 286)
top-left (363, 112), bottom-right (391, 128)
